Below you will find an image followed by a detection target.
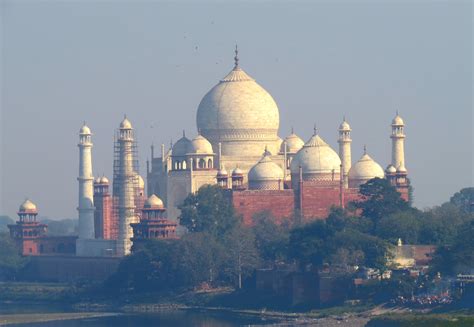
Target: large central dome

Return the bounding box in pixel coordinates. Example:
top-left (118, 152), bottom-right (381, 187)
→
top-left (196, 60), bottom-right (280, 158)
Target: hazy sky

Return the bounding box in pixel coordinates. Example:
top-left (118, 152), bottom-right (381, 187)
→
top-left (1, 1), bottom-right (472, 220)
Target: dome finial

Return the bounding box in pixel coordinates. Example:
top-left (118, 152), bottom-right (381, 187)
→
top-left (343, 115), bottom-right (346, 122)
top-left (182, 130), bottom-right (186, 137)
top-left (396, 109), bottom-right (399, 116)
top-left (313, 124), bottom-right (318, 136)
top-left (234, 44), bottom-right (239, 69)
top-left (363, 144), bottom-right (367, 154)
top-left (291, 126), bottom-right (294, 134)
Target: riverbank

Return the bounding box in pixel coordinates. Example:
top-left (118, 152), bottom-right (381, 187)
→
top-left (0, 312), bottom-right (119, 326)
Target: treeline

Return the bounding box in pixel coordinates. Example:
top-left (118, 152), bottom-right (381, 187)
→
top-left (103, 180), bottom-right (473, 296)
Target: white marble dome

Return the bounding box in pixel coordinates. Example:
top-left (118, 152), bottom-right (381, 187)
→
top-left (392, 115), bottom-right (404, 126)
top-left (196, 64), bottom-right (280, 157)
top-left (79, 124), bottom-right (91, 135)
top-left (19, 199), bottom-right (37, 212)
top-left (191, 134), bottom-right (214, 154)
top-left (349, 153), bottom-right (385, 182)
top-left (120, 117), bottom-right (132, 129)
top-left (280, 132), bottom-right (304, 153)
top-left (290, 134), bottom-right (341, 178)
top-left (339, 120), bottom-right (351, 131)
top-left (137, 175), bottom-right (145, 189)
top-left (386, 165), bottom-right (397, 174)
top-left (172, 135), bottom-right (192, 156)
top-left (144, 194), bottom-right (164, 208)
top-left (249, 154), bottom-right (284, 182)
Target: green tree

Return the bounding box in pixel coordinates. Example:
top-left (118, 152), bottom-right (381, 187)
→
top-left (353, 178), bottom-right (409, 230)
top-left (0, 233), bottom-right (27, 280)
top-left (0, 216), bottom-right (14, 232)
top-left (450, 187), bottom-right (474, 214)
top-left (179, 185), bottom-right (239, 239)
top-left (376, 211), bottom-right (421, 244)
top-left (223, 226), bottom-right (259, 289)
top-left (430, 220), bottom-right (474, 276)
top-left (252, 211), bottom-right (289, 263)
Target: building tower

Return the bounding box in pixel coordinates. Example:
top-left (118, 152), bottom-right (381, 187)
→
top-left (8, 200), bottom-right (47, 255)
top-left (114, 116), bottom-right (139, 256)
top-left (76, 123), bottom-right (95, 255)
top-left (390, 112), bottom-right (406, 170)
top-left (338, 117), bottom-right (352, 188)
top-left (93, 176), bottom-right (113, 239)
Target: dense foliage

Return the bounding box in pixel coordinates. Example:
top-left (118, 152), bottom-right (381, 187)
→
top-left (104, 182), bottom-right (473, 297)
top-left (0, 233), bottom-right (28, 280)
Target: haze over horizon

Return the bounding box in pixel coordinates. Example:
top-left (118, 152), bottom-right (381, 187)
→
top-left (1, 1), bottom-right (472, 220)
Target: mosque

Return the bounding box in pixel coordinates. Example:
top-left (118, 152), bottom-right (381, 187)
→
top-left (9, 48), bottom-right (409, 259)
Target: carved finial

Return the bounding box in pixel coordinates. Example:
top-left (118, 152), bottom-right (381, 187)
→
top-left (313, 124), bottom-right (318, 136)
top-left (263, 145), bottom-right (271, 156)
top-left (363, 145), bottom-right (367, 154)
top-left (343, 115), bottom-right (346, 122)
top-left (396, 109), bottom-right (399, 116)
top-left (182, 130), bottom-right (186, 137)
top-left (83, 120), bottom-right (87, 126)
top-left (291, 126), bottom-right (294, 134)
top-left (234, 44), bottom-right (239, 69)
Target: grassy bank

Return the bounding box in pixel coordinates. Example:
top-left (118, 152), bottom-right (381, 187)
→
top-left (0, 312), bottom-right (119, 325)
top-left (367, 313), bottom-right (474, 327)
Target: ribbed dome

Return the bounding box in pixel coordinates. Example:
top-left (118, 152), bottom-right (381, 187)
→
top-left (190, 134), bottom-right (214, 154)
top-left (172, 135), bottom-right (192, 156)
top-left (144, 194), bottom-right (164, 208)
top-left (280, 132), bottom-right (304, 153)
top-left (79, 124), bottom-right (91, 135)
top-left (196, 64), bottom-right (280, 157)
top-left (248, 152), bottom-right (284, 182)
top-left (290, 134), bottom-right (341, 177)
top-left (120, 117), bottom-right (132, 129)
top-left (392, 115), bottom-right (404, 126)
top-left (349, 153), bottom-right (384, 181)
top-left (232, 167), bottom-right (243, 176)
top-left (19, 199), bottom-right (37, 212)
top-left (386, 165), bottom-right (397, 174)
top-left (339, 120), bottom-right (351, 131)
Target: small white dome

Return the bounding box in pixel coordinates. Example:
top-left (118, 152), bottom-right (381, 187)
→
top-left (339, 120), bottom-right (351, 131)
top-left (280, 132), bottom-right (304, 153)
top-left (191, 134), bottom-right (214, 154)
top-left (397, 163), bottom-right (407, 173)
top-left (79, 124), bottom-right (91, 135)
top-left (232, 167), bottom-right (243, 176)
top-left (248, 152), bottom-right (284, 182)
top-left (217, 167), bottom-right (228, 177)
top-left (385, 165), bottom-right (397, 174)
top-left (94, 177), bottom-right (101, 184)
top-left (349, 153), bottom-right (385, 181)
top-left (120, 117), bottom-right (133, 129)
top-left (392, 115), bottom-right (404, 126)
top-left (290, 134), bottom-right (341, 177)
top-left (172, 136), bottom-right (192, 156)
top-left (19, 199), bottom-right (37, 212)
top-left (144, 194), bottom-right (164, 208)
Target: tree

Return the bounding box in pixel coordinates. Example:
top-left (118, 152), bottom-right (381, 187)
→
top-left (0, 216), bottom-right (14, 232)
top-left (430, 220), bottom-right (474, 276)
top-left (252, 211), bottom-right (289, 263)
top-left (450, 187), bottom-right (474, 214)
top-left (223, 226), bottom-right (259, 289)
top-left (376, 211), bottom-right (421, 244)
top-left (0, 233), bottom-right (27, 280)
top-left (179, 185), bottom-right (239, 239)
top-left (353, 178), bottom-right (409, 229)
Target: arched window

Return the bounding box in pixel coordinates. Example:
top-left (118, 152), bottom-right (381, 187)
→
top-left (199, 159), bottom-right (206, 169)
top-left (182, 160), bottom-right (187, 170)
top-left (208, 159), bottom-right (213, 169)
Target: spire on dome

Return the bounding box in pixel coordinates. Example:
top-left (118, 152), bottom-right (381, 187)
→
top-left (364, 145), bottom-right (367, 154)
top-left (313, 124), bottom-right (318, 136)
top-left (234, 44), bottom-right (239, 69)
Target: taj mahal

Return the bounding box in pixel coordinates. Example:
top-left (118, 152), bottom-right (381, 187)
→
top-left (8, 47), bottom-right (409, 258)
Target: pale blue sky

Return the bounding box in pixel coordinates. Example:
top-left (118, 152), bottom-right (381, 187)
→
top-left (1, 1), bottom-right (472, 219)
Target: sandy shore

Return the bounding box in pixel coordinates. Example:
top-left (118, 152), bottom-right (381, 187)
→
top-left (0, 312), bottom-right (119, 326)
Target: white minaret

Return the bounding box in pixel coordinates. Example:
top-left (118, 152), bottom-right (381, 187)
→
top-left (116, 116), bottom-right (137, 256)
top-left (390, 112), bottom-right (406, 170)
top-left (77, 123), bottom-right (95, 244)
top-left (338, 117), bottom-right (352, 188)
